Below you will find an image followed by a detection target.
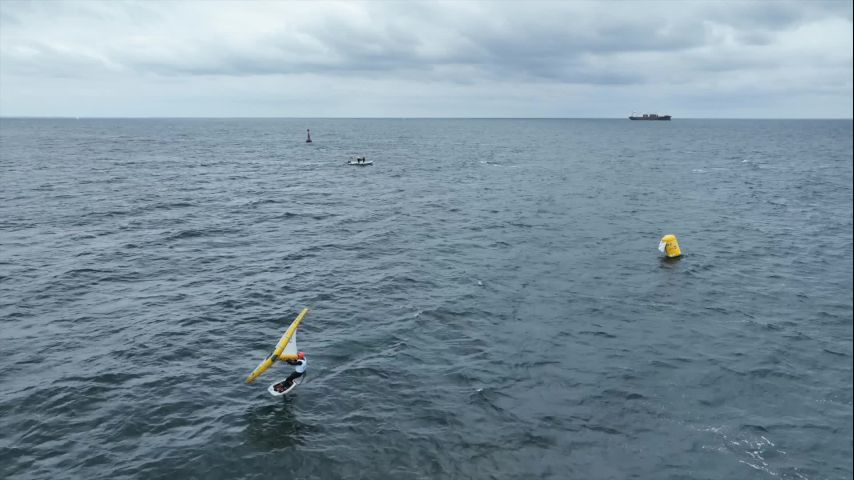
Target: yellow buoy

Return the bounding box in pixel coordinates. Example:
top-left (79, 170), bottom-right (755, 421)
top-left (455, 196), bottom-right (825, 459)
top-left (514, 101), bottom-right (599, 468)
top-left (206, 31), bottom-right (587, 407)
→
top-left (658, 234), bottom-right (682, 258)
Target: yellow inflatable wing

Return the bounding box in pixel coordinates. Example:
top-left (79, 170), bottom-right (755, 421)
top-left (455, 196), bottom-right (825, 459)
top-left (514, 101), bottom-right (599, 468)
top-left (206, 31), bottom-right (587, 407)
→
top-left (245, 308), bottom-right (309, 384)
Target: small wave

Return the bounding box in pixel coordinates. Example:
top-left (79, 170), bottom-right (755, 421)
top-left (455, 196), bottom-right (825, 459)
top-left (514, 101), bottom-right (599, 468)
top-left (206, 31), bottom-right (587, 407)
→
top-left (164, 227), bottom-right (238, 241)
top-left (578, 330), bottom-right (616, 338)
top-left (243, 199), bottom-right (283, 208)
top-left (167, 229), bottom-right (206, 240)
top-left (59, 267), bottom-right (110, 278)
top-left (152, 201), bottom-right (196, 210)
top-left (748, 367), bottom-right (799, 380)
top-left (582, 423), bottom-right (621, 435)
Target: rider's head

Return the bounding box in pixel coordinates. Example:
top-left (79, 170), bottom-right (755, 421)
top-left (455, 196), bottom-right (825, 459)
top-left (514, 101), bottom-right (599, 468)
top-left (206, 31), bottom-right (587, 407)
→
top-left (297, 351), bottom-right (305, 360)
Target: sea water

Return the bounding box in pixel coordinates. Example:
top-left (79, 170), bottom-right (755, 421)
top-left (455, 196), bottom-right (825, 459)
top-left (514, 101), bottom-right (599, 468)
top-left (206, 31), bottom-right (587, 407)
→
top-left (1, 118), bottom-right (851, 479)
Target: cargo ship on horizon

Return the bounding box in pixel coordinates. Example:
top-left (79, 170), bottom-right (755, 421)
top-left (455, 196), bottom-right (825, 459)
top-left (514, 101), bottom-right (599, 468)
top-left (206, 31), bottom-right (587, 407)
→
top-left (629, 112), bottom-right (671, 120)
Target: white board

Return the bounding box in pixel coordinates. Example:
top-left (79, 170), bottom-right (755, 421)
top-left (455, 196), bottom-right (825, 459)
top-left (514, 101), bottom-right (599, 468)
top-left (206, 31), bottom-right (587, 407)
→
top-left (267, 375), bottom-right (304, 397)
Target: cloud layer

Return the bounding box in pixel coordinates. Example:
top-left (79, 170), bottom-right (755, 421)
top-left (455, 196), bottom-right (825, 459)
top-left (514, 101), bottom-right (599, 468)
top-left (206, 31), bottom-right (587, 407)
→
top-left (1, 1), bottom-right (851, 117)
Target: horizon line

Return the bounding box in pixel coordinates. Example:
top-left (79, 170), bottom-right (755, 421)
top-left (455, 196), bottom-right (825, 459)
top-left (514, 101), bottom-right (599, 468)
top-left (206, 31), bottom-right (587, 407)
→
top-left (1, 116), bottom-right (852, 120)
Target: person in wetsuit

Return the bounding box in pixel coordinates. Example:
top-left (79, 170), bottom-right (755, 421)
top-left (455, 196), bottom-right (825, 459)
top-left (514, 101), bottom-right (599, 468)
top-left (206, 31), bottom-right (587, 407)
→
top-left (273, 351), bottom-right (307, 392)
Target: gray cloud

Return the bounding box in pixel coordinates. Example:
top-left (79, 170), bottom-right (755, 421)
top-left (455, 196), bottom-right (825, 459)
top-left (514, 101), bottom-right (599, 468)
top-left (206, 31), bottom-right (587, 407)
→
top-left (0, 0), bottom-right (850, 117)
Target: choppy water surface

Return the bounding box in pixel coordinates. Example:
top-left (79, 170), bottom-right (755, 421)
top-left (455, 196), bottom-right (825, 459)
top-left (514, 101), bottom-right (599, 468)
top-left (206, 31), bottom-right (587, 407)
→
top-left (1, 118), bottom-right (851, 479)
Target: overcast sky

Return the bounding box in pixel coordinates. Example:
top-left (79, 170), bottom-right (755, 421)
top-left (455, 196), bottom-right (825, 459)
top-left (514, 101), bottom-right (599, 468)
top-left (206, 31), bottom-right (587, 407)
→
top-left (0, 1), bottom-right (851, 118)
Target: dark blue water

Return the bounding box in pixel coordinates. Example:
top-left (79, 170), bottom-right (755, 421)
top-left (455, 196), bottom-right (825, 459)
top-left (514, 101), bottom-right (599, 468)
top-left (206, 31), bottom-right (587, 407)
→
top-left (1, 118), bottom-right (851, 479)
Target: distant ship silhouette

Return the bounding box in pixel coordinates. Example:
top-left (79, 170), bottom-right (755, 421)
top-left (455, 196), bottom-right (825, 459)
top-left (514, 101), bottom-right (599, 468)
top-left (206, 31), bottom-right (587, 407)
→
top-left (629, 112), bottom-right (672, 120)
